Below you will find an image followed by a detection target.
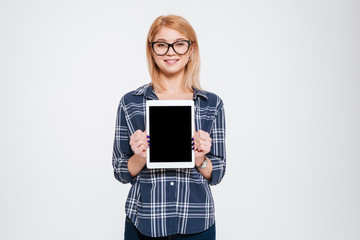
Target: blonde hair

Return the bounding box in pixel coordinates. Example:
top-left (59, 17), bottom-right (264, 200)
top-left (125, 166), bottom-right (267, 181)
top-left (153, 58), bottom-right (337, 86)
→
top-left (146, 15), bottom-right (201, 92)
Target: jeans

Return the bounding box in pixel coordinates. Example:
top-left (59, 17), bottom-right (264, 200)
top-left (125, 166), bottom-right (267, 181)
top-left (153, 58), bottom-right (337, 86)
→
top-left (124, 217), bottom-right (216, 240)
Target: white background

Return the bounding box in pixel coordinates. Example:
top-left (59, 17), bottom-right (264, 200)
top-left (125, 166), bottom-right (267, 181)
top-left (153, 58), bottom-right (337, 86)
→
top-left (1, 0), bottom-right (359, 239)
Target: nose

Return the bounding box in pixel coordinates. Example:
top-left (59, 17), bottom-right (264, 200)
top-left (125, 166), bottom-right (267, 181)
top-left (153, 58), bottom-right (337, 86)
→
top-left (166, 45), bottom-right (176, 55)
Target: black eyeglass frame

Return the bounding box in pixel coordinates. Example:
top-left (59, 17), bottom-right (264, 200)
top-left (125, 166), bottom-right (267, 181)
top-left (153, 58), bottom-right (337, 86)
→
top-left (150, 40), bottom-right (192, 56)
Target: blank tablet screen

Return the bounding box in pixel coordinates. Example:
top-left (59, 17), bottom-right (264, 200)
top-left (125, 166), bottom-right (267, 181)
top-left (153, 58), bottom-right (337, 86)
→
top-left (149, 106), bottom-right (192, 163)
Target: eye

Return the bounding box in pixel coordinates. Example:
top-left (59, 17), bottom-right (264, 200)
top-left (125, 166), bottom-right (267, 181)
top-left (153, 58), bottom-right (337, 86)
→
top-left (155, 43), bottom-right (167, 48)
top-left (175, 42), bottom-right (186, 47)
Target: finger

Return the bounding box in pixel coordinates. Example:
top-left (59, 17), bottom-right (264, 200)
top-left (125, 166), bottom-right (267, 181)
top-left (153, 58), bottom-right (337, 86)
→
top-left (197, 140), bottom-right (211, 152)
top-left (199, 133), bottom-right (211, 142)
top-left (198, 139), bottom-right (210, 147)
top-left (136, 139), bottom-right (147, 148)
top-left (198, 130), bottom-right (209, 139)
top-left (140, 131), bottom-right (148, 142)
top-left (200, 137), bottom-right (212, 147)
top-left (131, 140), bottom-right (142, 152)
top-left (196, 143), bottom-right (202, 151)
top-left (130, 137), bottom-right (143, 148)
top-left (194, 139), bottom-right (200, 150)
top-left (192, 133), bottom-right (197, 149)
top-left (130, 130), bottom-right (142, 141)
top-left (134, 133), bottom-right (143, 142)
top-left (195, 144), bottom-right (204, 152)
top-left (133, 131), bottom-right (149, 146)
top-left (130, 129), bottom-right (147, 141)
top-left (194, 131), bottom-right (199, 139)
top-left (197, 141), bottom-right (209, 150)
top-left (130, 137), bottom-right (138, 147)
top-left (131, 139), bottom-right (146, 153)
top-left (197, 134), bottom-right (211, 148)
top-left (193, 131), bottom-right (211, 151)
top-left (139, 144), bottom-right (147, 151)
top-left (134, 142), bottom-right (148, 154)
top-left (197, 145), bottom-right (210, 153)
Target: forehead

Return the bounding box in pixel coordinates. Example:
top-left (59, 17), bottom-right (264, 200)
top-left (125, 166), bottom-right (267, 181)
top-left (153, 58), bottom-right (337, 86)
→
top-left (153, 27), bottom-right (187, 42)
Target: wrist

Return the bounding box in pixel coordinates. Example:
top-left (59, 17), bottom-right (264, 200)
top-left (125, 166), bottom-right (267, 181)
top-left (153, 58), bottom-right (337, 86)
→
top-left (196, 155), bottom-right (208, 169)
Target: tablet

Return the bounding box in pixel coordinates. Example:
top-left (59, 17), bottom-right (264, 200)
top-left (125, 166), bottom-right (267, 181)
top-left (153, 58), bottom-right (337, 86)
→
top-left (146, 100), bottom-right (195, 169)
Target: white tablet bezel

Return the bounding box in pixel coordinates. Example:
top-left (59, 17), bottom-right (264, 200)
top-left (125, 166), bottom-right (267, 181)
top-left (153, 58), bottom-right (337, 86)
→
top-left (146, 100), bottom-right (195, 169)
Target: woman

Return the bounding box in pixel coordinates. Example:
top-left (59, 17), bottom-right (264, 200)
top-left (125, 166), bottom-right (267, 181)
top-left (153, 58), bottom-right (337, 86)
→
top-left (112, 15), bottom-right (226, 239)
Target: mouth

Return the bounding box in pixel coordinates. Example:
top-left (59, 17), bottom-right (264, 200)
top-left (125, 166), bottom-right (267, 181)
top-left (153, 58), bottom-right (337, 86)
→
top-left (164, 59), bottom-right (179, 64)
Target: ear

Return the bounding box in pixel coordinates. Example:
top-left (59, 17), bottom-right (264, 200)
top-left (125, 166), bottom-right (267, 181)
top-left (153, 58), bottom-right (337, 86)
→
top-left (188, 43), bottom-right (195, 61)
top-left (189, 42), bottom-right (195, 55)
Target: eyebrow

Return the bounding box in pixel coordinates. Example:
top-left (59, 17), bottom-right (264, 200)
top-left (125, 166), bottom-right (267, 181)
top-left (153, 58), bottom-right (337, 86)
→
top-left (154, 37), bottom-right (186, 42)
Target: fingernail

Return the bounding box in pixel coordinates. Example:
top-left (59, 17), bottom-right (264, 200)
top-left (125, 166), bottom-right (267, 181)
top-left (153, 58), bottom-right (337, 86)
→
top-left (191, 142), bottom-right (194, 145)
top-left (148, 144), bottom-right (150, 146)
top-left (191, 138), bottom-right (194, 141)
top-left (192, 146), bottom-right (194, 150)
top-left (148, 139), bottom-right (150, 143)
top-left (147, 135), bottom-right (150, 138)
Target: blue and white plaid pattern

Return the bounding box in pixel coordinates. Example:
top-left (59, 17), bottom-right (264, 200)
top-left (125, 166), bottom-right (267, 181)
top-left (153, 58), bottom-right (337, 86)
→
top-left (112, 84), bottom-right (226, 237)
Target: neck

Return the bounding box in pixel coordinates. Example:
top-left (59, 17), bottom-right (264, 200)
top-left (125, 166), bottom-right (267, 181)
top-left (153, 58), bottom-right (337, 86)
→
top-left (158, 71), bottom-right (187, 94)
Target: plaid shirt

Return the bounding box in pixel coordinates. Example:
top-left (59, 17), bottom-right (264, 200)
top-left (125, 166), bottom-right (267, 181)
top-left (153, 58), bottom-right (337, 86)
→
top-left (112, 84), bottom-right (226, 237)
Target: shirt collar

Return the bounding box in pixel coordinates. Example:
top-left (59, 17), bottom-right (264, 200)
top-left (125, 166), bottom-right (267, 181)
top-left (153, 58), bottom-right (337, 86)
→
top-left (192, 88), bottom-right (208, 101)
top-left (132, 83), bottom-right (158, 100)
top-left (132, 83), bottom-right (208, 101)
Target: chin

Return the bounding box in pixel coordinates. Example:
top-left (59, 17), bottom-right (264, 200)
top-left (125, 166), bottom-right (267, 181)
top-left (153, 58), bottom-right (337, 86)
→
top-left (159, 64), bottom-right (187, 76)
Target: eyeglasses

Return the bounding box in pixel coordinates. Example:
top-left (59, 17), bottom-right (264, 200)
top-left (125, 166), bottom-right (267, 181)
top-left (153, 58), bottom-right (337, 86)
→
top-left (151, 40), bottom-right (192, 56)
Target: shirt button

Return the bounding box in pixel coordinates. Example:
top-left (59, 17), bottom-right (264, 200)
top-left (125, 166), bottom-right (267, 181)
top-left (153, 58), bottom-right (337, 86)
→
top-left (170, 182), bottom-right (174, 186)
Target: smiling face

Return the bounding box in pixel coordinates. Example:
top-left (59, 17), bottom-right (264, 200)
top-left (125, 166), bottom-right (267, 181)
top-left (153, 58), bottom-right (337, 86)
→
top-left (151, 27), bottom-right (192, 78)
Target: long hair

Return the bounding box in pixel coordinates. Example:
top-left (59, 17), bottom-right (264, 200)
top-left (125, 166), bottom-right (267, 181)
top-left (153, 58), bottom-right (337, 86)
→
top-left (146, 15), bottom-right (201, 92)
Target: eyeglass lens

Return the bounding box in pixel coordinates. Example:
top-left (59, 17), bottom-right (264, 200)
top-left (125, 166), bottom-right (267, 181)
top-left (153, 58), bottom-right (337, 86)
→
top-left (153, 41), bottom-right (190, 55)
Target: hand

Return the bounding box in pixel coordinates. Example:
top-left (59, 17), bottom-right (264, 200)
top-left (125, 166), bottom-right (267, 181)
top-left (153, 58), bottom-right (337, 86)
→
top-left (129, 130), bottom-right (148, 159)
top-left (192, 130), bottom-right (212, 167)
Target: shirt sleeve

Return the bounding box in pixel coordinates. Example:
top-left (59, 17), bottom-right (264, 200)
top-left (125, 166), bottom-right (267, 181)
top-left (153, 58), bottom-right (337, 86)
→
top-left (112, 98), bottom-right (136, 184)
top-left (207, 98), bottom-right (226, 186)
